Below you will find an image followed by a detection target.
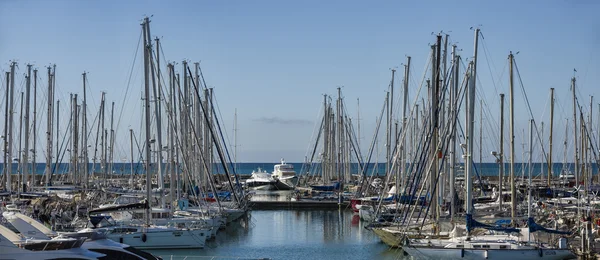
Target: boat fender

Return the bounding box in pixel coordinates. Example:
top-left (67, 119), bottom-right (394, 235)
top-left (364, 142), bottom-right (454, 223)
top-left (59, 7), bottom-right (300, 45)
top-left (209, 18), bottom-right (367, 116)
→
top-left (461, 248), bottom-right (465, 258)
top-left (142, 233), bottom-right (147, 242)
top-left (484, 249), bottom-right (488, 259)
top-left (538, 248), bottom-right (543, 257)
top-left (119, 237), bottom-right (123, 244)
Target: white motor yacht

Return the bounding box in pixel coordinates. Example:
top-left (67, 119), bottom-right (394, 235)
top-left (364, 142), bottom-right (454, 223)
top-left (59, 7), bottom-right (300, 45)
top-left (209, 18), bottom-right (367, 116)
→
top-left (271, 158), bottom-right (298, 190)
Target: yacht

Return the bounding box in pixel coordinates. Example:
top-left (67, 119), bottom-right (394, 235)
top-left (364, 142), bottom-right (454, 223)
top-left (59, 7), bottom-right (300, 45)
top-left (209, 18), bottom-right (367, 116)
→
top-left (87, 201), bottom-right (212, 249)
top-left (403, 235), bottom-right (574, 260)
top-left (271, 158), bottom-right (298, 190)
top-left (245, 168), bottom-right (278, 190)
top-left (0, 232), bottom-right (100, 260)
top-left (96, 195), bottom-right (221, 238)
top-left (1, 212), bottom-right (160, 259)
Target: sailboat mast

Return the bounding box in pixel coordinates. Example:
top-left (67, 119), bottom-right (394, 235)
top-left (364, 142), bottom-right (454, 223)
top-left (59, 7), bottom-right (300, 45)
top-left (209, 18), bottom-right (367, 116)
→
top-left (142, 16), bottom-right (153, 227)
top-left (402, 56), bottom-right (410, 193)
top-left (3, 71), bottom-right (10, 189)
top-left (548, 88), bottom-right (554, 187)
top-left (32, 69), bottom-right (38, 188)
top-left (150, 37), bottom-right (164, 197)
top-left (82, 72), bottom-right (88, 190)
top-left (387, 69), bottom-right (394, 180)
top-left (499, 93), bottom-right (505, 210)
top-left (527, 119), bottom-right (533, 219)
top-left (23, 65), bottom-right (32, 191)
top-left (527, 119), bottom-right (533, 242)
top-left (467, 28), bottom-right (480, 220)
top-left (7, 62), bottom-right (16, 191)
top-left (130, 129), bottom-right (134, 188)
top-left (572, 77), bottom-right (578, 187)
top-left (449, 46), bottom-right (457, 220)
top-left (509, 52), bottom-right (516, 223)
top-left (17, 92), bottom-right (23, 194)
top-left (466, 29), bottom-right (480, 221)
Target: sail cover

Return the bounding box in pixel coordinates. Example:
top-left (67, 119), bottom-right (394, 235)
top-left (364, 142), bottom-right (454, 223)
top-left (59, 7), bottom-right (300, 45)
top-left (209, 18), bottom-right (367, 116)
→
top-left (527, 217), bottom-right (571, 235)
top-left (466, 214), bottom-right (519, 233)
top-left (88, 200), bottom-right (149, 216)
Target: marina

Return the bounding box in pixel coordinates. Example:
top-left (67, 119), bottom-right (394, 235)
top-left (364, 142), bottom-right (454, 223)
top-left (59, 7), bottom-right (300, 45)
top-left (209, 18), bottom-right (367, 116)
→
top-left (1, 1), bottom-right (600, 259)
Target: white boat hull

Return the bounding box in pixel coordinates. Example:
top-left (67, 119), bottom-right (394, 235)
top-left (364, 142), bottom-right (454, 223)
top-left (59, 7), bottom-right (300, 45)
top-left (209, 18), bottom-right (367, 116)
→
top-left (106, 228), bottom-right (209, 249)
top-left (403, 246), bottom-right (575, 260)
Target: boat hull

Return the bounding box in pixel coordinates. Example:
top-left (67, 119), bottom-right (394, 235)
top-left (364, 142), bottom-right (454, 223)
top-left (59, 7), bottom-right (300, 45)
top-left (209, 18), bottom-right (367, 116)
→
top-left (106, 228), bottom-right (209, 249)
top-left (403, 246), bottom-right (575, 260)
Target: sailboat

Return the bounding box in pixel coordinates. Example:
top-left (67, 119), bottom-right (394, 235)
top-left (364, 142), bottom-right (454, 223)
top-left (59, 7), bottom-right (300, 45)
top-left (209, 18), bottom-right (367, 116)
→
top-left (80, 17), bottom-right (211, 250)
top-left (403, 32), bottom-right (574, 260)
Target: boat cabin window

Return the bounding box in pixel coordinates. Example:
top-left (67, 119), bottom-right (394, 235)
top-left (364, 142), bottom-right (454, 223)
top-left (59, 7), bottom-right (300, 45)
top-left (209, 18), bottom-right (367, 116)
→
top-left (499, 245), bottom-right (507, 249)
top-left (111, 228), bottom-right (138, 233)
top-left (473, 245), bottom-right (481, 248)
top-left (482, 245), bottom-right (490, 248)
top-left (455, 245), bottom-right (464, 248)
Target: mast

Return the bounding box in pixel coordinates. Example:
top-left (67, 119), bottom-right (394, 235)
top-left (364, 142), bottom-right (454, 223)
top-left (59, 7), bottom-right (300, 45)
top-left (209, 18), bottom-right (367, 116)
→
top-left (56, 99), bottom-right (60, 177)
top-left (142, 16), bottom-right (153, 227)
top-left (167, 63), bottom-right (174, 207)
top-left (509, 52), bottom-right (516, 223)
top-left (388, 69), bottom-right (395, 180)
top-left (465, 60), bottom-right (475, 224)
top-left (527, 119), bottom-right (533, 242)
top-left (23, 65), bottom-right (32, 191)
top-left (234, 108), bottom-right (238, 173)
top-left (428, 43), bottom-right (437, 222)
top-left (589, 96), bottom-right (593, 185)
top-left (402, 56), bottom-right (411, 194)
top-left (3, 71), bottom-right (10, 189)
top-left (100, 92), bottom-right (106, 185)
top-left (357, 98), bottom-right (361, 149)
top-left (449, 46), bottom-right (458, 221)
top-left (82, 72), bottom-right (88, 190)
top-left (572, 77), bottom-right (578, 188)
top-left (129, 129), bottom-right (134, 188)
top-left (150, 37), bottom-right (164, 202)
top-left (56, 100), bottom-right (60, 181)
top-left (7, 62), bottom-right (16, 191)
top-left (17, 92), bottom-right (23, 194)
top-left (72, 94), bottom-right (79, 184)
top-left (548, 88), bottom-right (554, 187)
top-left (32, 69), bottom-right (38, 188)
top-left (498, 93), bottom-right (505, 210)
top-left (109, 102), bottom-right (115, 181)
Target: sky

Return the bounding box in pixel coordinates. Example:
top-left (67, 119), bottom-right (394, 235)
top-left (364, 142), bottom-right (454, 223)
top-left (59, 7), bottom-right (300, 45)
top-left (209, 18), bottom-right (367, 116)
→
top-left (0, 0), bottom-right (598, 164)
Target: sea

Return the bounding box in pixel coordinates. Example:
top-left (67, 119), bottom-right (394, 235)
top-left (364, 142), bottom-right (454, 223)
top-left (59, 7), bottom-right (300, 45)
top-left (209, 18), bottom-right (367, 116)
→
top-left (146, 191), bottom-right (401, 260)
top-left (1, 162), bottom-right (596, 178)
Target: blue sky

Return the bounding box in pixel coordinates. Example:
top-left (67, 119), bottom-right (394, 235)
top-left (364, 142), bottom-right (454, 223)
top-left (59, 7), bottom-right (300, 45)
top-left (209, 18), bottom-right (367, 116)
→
top-left (0, 0), bottom-right (598, 163)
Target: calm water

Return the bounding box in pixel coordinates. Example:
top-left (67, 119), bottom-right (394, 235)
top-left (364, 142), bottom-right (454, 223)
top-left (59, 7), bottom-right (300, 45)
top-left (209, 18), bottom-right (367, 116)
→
top-left (2, 162), bottom-right (596, 177)
top-left (145, 191), bottom-right (401, 260)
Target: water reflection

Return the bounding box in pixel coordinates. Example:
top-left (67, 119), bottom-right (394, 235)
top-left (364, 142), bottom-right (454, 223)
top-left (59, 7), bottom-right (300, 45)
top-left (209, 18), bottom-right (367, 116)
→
top-left (250, 190), bottom-right (295, 201)
top-left (148, 192), bottom-right (402, 260)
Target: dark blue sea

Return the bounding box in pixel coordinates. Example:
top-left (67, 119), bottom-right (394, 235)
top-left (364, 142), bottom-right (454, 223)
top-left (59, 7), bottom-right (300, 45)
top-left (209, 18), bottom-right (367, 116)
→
top-left (0, 162), bottom-right (596, 178)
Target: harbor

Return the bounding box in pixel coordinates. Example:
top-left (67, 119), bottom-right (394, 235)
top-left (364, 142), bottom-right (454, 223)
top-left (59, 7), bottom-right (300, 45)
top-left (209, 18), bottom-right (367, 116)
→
top-left (1, 1), bottom-right (600, 260)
